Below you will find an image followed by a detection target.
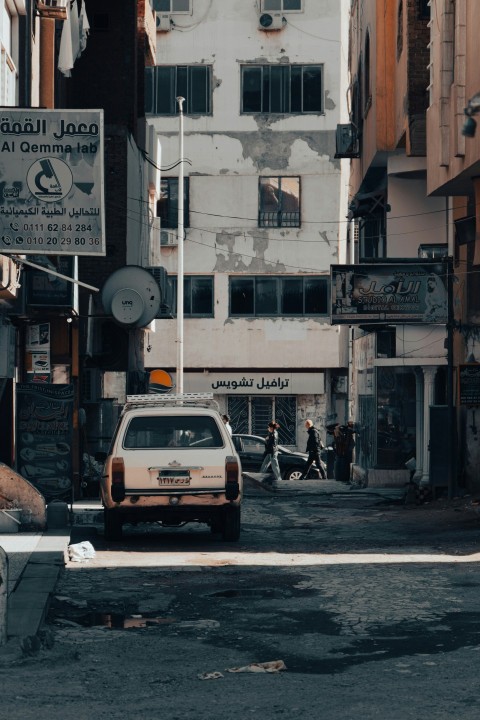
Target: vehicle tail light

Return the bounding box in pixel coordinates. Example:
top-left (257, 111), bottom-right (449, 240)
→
top-left (111, 457), bottom-right (126, 502)
top-left (225, 456), bottom-right (240, 500)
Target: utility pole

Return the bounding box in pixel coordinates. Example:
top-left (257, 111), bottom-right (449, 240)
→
top-left (176, 97), bottom-right (185, 394)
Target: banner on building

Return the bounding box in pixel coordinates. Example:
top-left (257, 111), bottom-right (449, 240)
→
top-left (330, 262), bottom-right (448, 325)
top-left (0, 109), bottom-right (105, 255)
top-left (459, 364), bottom-right (480, 407)
top-left (16, 383), bottom-right (74, 501)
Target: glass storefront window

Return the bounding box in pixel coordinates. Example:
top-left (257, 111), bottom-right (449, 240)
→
top-left (376, 367), bottom-right (416, 468)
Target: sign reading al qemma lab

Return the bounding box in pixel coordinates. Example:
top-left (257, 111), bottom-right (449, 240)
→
top-left (0, 109), bottom-right (105, 256)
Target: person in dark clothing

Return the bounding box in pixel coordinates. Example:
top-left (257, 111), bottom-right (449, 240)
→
top-left (260, 420), bottom-right (282, 488)
top-left (300, 419), bottom-right (327, 479)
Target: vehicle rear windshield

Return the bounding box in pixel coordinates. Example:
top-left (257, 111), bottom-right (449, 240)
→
top-left (123, 415), bottom-right (224, 449)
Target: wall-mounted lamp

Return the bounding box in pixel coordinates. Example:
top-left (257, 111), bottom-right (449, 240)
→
top-left (462, 92), bottom-right (480, 137)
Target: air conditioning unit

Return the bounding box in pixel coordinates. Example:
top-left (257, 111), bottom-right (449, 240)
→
top-left (258, 12), bottom-right (284, 30)
top-left (156, 13), bottom-right (172, 32)
top-left (160, 229), bottom-right (178, 246)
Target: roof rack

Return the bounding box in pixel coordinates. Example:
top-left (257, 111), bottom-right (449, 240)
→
top-left (123, 393), bottom-right (220, 412)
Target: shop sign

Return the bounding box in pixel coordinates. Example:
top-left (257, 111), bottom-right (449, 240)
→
top-left (0, 109), bottom-right (105, 256)
top-left (459, 364), bottom-right (480, 407)
top-left (331, 263), bottom-right (448, 324)
top-left (180, 372), bottom-right (325, 395)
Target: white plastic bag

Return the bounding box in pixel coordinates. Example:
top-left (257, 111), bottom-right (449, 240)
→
top-left (68, 540), bottom-right (96, 562)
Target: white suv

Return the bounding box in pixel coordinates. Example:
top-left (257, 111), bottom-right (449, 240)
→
top-left (99, 394), bottom-right (242, 541)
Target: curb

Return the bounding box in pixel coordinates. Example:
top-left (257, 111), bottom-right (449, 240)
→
top-left (1, 529), bottom-right (70, 659)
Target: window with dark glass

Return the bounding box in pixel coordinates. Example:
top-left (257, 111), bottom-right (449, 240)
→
top-left (229, 276), bottom-right (328, 317)
top-left (262, 0), bottom-right (302, 10)
top-left (259, 177), bottom-right (300, 227)
top-left (359, 212), bottom-right (386, 260)
top-left (169, 276), bottom-right (214, 317)
top-left (156, 178), bottom-right (189, 229)
top-left (155, 0), bottom-right (191, 11)
top-left (376, 367), bottom-right (416, 469)
top-left (241, 65), bottom-right (323, 114)
top-left (145, 65), bottom-right (212, 115)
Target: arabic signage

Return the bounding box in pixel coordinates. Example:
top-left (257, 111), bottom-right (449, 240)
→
top-left (0, 109), bottom-right (105, 255)
top-left (459, 364), bottom-right (480, 407)
top-left (181, 372), bottom-right (325, 395)
top-left (16, 383), bottom-right (74, 501)
top-left (331, 263), bottom-right (448, 324)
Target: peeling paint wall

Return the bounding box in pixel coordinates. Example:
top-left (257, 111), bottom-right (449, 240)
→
top-left (146, 0), bottom-right (350, 446)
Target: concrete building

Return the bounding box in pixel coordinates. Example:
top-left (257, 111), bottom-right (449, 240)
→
top-left (341, 0), bottom-right (451, 492)
top-left (145, 0), bottom-right (350, 448)
top-left (426, 0), bottom-right (480, 494)
top-left (0, 0), bottom-right (161, 500)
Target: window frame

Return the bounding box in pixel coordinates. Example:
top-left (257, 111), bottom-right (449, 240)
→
top-left (169, 275), bottom-right (215, 318)
top-left (145, 65), bottom-right (212, 115)
top-left (155, 0), bottom-right (192, 13)
top-left (229, 275), bottom-right (329, 318)
top-left (258, 176), bottom-right (301, 228)
top-left (261, 0), bottom-right (303, 11)
top-left (157, 177), bottom-right (190, 230)
top-left (241, 64), bottom-right (324, 115)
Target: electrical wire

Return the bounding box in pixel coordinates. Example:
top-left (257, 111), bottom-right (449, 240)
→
top-left (127, 189), bottom-right (472, 227)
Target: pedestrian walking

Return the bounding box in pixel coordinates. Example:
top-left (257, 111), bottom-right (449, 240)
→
top-left (300, 419), bottom-right (327, 479)
top-left (222, 414), bottom-right (232, 435)
top-left (260, 421), bottom-right (282, 489)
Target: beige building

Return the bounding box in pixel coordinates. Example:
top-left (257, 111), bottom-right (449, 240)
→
top-left (426, 0), bottom-right (480, 493)
top-left (341, 0), bottom-right (451, 491)
top-left (145, 0), bottom-right (351, 448)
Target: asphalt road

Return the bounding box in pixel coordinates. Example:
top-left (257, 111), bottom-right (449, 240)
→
top-left (2, 480), bottom-right (480, 720)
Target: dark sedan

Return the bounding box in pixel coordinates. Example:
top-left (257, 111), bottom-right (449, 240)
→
top-left (232, 433), bottom-right (326, 481)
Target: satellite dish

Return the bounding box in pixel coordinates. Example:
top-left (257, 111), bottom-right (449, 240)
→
top-left (101, 266), bottom-right (161, 328)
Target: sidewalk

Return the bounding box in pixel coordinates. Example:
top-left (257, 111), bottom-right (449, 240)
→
top-left (0, 528), bottom-right (70, 657)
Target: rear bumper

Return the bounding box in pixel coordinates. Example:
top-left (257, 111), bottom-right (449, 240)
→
top-left (101, 488), bottom-right (241, 510)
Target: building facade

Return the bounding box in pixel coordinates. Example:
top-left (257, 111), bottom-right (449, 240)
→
top-left (145, 0), bottom-right (350, 448)
top-left (342, 0), bottom-right (452, 491)
top-left (0, 0), bottom-right (161, 500)
top-left (426, 0), bottom-right (480, 494)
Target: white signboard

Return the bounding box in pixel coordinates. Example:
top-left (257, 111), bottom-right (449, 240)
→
top-left (0, 109), bottom-right (105, 255)
top-left (181, 372), bottom-right (325, 395)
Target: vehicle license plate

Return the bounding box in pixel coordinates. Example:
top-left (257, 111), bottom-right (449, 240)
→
top-left (158, 475), bottom-right (190, 486)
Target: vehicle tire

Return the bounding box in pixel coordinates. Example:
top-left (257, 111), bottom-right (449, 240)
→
top-left (104, 508), bottom-right (123, 540)
top-left (210, 517), bottom-right (223, 534)
top-left (222, 506), bottom-right (241, 542)
top-left (284, 467), bottom-right (304, 481)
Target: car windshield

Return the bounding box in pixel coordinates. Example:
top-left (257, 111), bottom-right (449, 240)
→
top-left (123, 415), bottom-right (224, 449)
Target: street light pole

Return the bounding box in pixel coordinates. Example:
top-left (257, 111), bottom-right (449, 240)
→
top-left (176, 96), bottom-right (185, 394)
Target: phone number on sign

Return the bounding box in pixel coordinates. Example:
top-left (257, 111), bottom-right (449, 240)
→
top-left (8, 236), bottom-right (101, 247)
